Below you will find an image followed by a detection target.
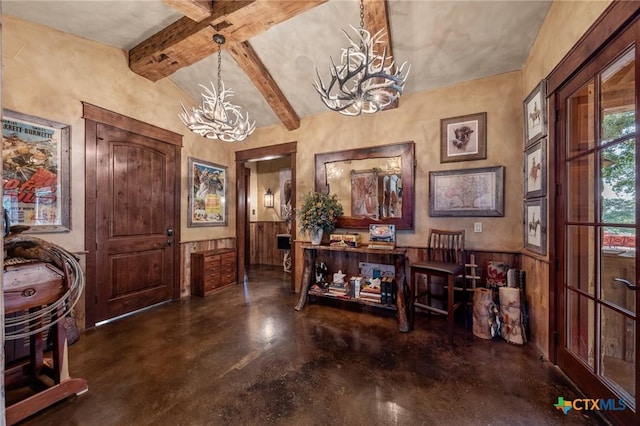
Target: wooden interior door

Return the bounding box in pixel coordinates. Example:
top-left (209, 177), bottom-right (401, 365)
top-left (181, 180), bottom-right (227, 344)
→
top-left (84, 103), bottom-right (181, 326)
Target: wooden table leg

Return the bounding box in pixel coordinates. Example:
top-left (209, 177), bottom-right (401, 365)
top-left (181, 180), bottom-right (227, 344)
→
top-left (294, 247), bottom-right (316, 311)
top-left (447, 274), bottom-right (455, 345)
top-left (395, 254), bottom-right (409, 332)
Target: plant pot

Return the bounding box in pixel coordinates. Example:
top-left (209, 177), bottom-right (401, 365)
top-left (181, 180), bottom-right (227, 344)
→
top-left (310, 229), bottom-right (323, 245)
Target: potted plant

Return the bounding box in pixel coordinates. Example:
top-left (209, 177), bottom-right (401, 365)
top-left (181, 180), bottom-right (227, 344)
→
top-left (296, 191), bottom-right (343, 245)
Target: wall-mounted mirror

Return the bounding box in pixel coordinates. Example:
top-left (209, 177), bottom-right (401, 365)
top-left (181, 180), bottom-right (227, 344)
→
top-left (315, 142), bottom-right (415, 229)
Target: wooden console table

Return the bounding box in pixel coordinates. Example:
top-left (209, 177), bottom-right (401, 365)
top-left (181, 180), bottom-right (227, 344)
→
top-left (294, 244), bottom-right (409, 332)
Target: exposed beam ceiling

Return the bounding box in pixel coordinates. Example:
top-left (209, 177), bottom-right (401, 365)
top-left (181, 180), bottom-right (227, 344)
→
top-left (130, 0), bottom-right (326, 130)
top-left (129, 0), bottom-right (326, 80)
top-left (226, 40), bottom-right (300, 130)
top-left (163, 0), bottom-right (213, 22)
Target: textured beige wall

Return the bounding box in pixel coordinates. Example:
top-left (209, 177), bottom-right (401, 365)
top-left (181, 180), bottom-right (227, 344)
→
top-left (520, 0), bottom-right (611, 358)
top-left (523, 0), bottom-right (611, 93)
top-left (2, 15), bottom-right (236, 251)
top-left (246, 71), bottom-right (524, 251)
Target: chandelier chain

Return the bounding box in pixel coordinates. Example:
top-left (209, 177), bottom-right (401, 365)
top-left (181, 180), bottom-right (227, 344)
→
top-left (359, 0), bottom-right (364, 29)
top-left (217, 43), bottom-right (222, 96)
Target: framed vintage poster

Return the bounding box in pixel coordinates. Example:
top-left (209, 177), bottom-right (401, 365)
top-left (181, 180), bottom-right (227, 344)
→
top-left (524, 80), bottom-right (547, 147)
top-left (429, 166), bottom-right (504, 217)
top-left (524, 198), bottom-right (547, 255)
top-left (2, 109), bottom-right (71, 232)
top-left (350, 169), bottom-right (379, 219)
top-left (440, 112), bottom-right (487, 163)
top-left (524, 138), bottom-right (547, 198)
top-left (188, 157), bottom-right (228, 227)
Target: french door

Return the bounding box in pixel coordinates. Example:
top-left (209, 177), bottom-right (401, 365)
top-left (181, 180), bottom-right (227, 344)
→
top-left (557, 18), bottom-right (639, 424)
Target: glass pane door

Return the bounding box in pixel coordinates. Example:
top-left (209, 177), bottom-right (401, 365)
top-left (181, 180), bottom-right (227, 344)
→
top-left (563, 46), bottom-right (637, 413)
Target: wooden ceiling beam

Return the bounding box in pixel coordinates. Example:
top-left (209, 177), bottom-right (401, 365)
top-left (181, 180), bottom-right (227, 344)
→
top-left (226, 41), bottom-right (300, 130)
top-left (130, 0), bottom-right (326, 82)
top-left (163, 0), bottom-right (213, 22)
top-left (363, 0), bottom-right (399, 111)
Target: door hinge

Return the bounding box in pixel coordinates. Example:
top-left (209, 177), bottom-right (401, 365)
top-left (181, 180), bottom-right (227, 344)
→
top-left (553, 331), bottom-right (559, 346)
top-left (554, 258), bottom-right (560, 271)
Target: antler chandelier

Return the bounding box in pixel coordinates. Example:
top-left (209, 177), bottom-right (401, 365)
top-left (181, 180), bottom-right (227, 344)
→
top-left (180, 34), bottom-right (255, 142)
top-left (313, 0), bottom-right (410, 116)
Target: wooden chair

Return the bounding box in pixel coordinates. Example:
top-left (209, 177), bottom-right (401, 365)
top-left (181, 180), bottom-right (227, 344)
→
top-left (410, 229), bottom-right (466, 344)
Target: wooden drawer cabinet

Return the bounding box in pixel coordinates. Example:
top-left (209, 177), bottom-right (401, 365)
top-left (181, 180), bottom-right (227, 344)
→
top-left (191, 248), bottom-right (237, 296)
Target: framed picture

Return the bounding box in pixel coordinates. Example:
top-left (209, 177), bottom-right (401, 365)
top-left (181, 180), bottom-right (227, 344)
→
top-left (524, 80), bottom-right (547, 146)
top-left (524, 138), bottom-right (547, 198)
top-left (440, 112), bottom-right (487, 163)
top-left (351, 169), bottom-right (379, 219)
top-left (2, 109), bottom-right (71, 232)
top-left (188, 157), bottom-right (228, 227)
top-left (429, 166), bottom-right (504, 217)
top-left (524, 198), bottom-right (547, 255)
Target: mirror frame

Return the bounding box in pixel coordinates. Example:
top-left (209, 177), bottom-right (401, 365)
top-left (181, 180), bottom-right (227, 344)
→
top-left (315, 141), bottom-right (415, 229)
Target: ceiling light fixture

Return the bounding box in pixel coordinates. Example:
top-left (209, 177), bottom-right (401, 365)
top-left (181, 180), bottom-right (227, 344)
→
top-left (313, 0), bottom-right (410, 116)
top-left (180, 34), bottom-right (255, 142)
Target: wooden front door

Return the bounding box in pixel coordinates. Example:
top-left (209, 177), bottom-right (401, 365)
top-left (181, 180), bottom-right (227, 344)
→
top-left (84, 103), bottom-right (181, 326)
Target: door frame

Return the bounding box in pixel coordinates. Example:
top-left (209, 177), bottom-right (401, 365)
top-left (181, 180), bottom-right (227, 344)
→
top-left (547, 3), bottom-right (640, 423)
top-left (83, 102), bottom-right (182, 327)
top-left (548, 0), bottom-right (640, 364)
top-left (235, 142), bottom-right (297, 290)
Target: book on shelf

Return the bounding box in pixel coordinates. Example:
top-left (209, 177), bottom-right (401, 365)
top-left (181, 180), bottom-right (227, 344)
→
top-left (368, 224), bottom-right (396, 250)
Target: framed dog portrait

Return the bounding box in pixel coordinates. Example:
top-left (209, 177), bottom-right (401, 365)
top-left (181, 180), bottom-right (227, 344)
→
top-left (188, 157), bottom-right (228, 227)
top-left (440, 112), bottom-right (487, 163)
top-left (524, 138), bottom-right (547, 198)
top-left (524, 80), bottom-right (547, 147)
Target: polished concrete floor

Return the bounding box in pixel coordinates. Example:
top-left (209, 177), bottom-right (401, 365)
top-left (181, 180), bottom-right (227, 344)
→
top-left (16, 265), bottom-right (608, 425)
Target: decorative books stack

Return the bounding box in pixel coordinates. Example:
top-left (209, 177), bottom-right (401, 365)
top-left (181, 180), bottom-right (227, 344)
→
top-left (359, 280), bottom-right (382, 303)
top-left (327, 281), bottom-right (350, 297)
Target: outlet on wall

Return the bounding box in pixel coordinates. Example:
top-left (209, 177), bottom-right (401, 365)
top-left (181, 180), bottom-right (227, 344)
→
top-left (474, 222), bottom-right (483, 233)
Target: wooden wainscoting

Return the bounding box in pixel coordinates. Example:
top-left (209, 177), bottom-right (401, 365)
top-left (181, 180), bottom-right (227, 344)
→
top-left (249, 221), bottom-right (289, 266)
top-left (180, 238), bottom-right (236, 297)
top-left (521, 254), bottom-right (550, 359)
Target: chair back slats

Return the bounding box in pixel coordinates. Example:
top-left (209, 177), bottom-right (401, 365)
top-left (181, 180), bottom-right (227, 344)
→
top-left (427, 229), bottom-right (465, 265)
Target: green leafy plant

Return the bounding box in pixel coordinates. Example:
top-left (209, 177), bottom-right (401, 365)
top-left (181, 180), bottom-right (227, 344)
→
top-left (296, 191), bottom-right (343, 234)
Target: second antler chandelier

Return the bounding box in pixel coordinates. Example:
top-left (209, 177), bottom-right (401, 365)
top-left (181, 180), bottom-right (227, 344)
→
top-left (313, 0), bottom-right (410, 116)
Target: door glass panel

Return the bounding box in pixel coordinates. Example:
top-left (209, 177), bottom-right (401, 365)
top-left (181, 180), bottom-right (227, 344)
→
top-left (567, 290), bottom-right (595, 368)
top-left (601, 141), bottom-right (635, 223)
top-left (601, 48), bottom-right (635, 144)
top-left (600, 305), bottom-right (636, 400)
top-left (567, 225), bottom-right (595, 295)
top-left (567, 155), bottom-right (595, 222)
top-left (568, 79), bottom-right (595, 155)
top-left (601, 226), bottom-right (636, 312)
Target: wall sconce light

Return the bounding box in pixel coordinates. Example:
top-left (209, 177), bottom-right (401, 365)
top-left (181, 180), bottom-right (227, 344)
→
top-left (264, 188), bottom-right (274, 208)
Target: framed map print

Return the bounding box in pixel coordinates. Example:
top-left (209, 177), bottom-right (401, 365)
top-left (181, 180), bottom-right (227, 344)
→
top-left (429, 166), bottom-right (504, 217)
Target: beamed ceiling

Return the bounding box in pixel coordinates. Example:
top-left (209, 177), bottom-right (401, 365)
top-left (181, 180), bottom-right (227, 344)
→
top-left (3, 0), bottom-right (553, 131)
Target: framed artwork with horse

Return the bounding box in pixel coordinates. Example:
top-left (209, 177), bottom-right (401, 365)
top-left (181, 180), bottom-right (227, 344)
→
top-left (524, 197), bottom-right (547, 255)
top-left (440, 112), bottom-right (487, 163)
top-left (524, 80), bottom-right (547, 147)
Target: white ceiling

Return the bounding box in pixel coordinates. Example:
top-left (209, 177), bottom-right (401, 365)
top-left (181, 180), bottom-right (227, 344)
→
top-left (3, 0), bottom-right (552, 129)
